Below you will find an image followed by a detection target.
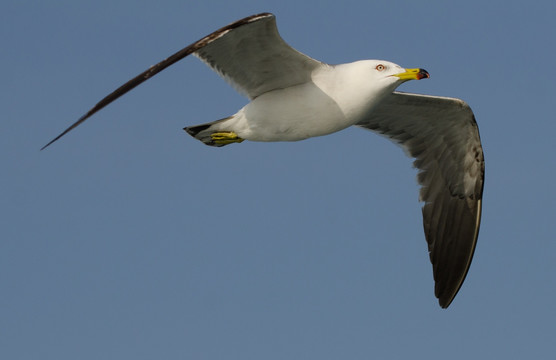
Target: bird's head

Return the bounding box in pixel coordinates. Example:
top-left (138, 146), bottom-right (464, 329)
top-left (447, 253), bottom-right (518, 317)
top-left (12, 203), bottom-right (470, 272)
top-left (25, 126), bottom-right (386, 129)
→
top-left (364, 59), bottom-right (429, 85)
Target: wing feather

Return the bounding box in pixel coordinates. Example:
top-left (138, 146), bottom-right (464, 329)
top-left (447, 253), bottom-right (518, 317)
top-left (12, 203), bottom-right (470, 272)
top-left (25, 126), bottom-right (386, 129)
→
top-left (42, 12), bottom-right (322, 150)
top-left (356, 91), bottom-right (485, 308)
top-left (193, 14), bottom-right (323, 98)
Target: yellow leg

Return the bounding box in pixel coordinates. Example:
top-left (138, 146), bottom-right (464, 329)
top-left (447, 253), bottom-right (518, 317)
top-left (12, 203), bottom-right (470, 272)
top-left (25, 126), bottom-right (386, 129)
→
top-left (211, 131), bottom-right (244, 145)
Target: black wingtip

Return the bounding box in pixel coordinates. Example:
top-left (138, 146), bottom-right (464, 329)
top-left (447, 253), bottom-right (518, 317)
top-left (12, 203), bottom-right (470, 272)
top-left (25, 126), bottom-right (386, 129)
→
top-left (40, 112), bottom-right (91, 150)
top-left (439, 298), bottom-right (452, 309)
top-left (40, 132), bottom-right (65, 151)
top-left (40, 141), bottom-right (53, 151)
top-left (41, 131), bottom-right (66, 151)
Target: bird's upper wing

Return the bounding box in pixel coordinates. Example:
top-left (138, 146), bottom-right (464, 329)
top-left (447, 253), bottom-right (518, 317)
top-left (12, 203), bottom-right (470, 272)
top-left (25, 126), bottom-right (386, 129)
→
top-left (41, 12), bottom-right (322, 150)
top-left (356, 91), bottom-right (485, 308)
top-left (193, 14), bottom-right (323, 98)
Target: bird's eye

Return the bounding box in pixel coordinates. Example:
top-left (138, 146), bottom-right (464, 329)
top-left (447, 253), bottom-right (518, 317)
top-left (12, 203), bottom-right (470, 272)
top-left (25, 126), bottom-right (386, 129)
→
top-left (375, 64), bottom-right (386, 71)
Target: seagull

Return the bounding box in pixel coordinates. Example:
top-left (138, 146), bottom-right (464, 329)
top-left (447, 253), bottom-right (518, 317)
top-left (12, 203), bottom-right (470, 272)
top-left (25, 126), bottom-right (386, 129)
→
top-left (42, 13), bottom-right (484, 308)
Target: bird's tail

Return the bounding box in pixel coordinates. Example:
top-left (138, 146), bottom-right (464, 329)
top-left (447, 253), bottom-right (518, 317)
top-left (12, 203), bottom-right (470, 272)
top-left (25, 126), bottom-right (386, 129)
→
top-left (184, 116), bottom-right (241, 147)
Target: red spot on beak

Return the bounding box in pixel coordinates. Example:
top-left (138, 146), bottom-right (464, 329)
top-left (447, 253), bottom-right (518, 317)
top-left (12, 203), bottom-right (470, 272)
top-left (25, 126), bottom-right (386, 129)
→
top-left (417, 69), bottom-right (430, 80)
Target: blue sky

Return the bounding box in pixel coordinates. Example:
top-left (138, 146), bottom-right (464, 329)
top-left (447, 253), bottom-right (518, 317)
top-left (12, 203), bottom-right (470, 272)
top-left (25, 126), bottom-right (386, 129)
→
top-left (2, 0), bottom-right (555, 359)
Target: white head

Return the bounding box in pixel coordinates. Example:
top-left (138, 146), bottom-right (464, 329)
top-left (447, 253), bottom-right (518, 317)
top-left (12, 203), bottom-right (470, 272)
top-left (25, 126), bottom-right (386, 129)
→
top-left (324, 60), bottom-right (429, 94)
top-left (314, 60), bottom-right (429, 120)
top-left (354, 59), bottom-right (429, 87)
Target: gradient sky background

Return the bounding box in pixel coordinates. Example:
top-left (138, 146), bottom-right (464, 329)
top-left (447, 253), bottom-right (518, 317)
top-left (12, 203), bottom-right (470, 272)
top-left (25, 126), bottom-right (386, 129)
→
top-left (3, 1), bottom-right (556, 359)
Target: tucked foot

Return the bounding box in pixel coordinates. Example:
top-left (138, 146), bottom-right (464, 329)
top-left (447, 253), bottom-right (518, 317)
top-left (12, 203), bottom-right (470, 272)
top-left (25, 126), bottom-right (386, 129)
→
top-left (211, 131), bottom-right (244, 145)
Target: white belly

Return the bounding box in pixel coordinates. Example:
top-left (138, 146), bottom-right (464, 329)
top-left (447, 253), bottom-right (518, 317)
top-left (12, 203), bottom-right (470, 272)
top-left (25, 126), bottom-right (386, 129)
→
top-left (231, 82), bottom-right (366, 142)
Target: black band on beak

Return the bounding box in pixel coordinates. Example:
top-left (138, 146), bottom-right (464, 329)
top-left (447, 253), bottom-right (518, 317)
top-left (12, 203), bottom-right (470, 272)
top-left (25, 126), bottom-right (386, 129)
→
top-left (417, 69), bottom-right (430, 80)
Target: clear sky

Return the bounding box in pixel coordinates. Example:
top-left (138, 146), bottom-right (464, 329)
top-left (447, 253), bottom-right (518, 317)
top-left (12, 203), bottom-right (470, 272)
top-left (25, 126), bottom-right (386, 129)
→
top-left (3, 0), bottom-right (555, 359)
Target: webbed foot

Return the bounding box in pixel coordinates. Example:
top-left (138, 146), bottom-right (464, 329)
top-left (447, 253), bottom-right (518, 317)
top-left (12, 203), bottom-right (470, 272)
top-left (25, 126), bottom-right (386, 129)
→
top-left (210, 131), bottom-right (244, 145)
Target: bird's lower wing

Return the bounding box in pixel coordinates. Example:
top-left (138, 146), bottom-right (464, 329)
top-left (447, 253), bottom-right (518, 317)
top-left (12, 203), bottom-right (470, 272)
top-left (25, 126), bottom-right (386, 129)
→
top-left (356, 91), bottom-right (485, 308)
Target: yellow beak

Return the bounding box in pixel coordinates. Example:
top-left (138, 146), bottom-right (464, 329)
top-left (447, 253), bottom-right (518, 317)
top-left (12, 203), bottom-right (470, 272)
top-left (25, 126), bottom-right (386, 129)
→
top-left (393, 68), bottom-right (430, 81)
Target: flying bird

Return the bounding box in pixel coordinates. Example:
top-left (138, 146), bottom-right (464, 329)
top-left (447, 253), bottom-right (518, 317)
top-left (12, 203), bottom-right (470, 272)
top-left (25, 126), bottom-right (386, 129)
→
top-left (42, 13), bottom-right (484, 308)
